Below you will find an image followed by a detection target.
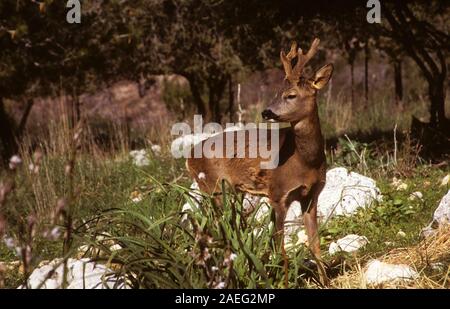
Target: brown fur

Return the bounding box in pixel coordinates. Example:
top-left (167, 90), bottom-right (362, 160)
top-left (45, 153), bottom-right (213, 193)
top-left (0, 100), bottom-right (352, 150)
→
top-left (186, 39), bottom-right (333, 284)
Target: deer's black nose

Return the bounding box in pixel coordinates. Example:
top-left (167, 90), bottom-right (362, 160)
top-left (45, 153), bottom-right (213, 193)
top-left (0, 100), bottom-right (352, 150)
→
top-left (262, 109), bottom-right (279, 120)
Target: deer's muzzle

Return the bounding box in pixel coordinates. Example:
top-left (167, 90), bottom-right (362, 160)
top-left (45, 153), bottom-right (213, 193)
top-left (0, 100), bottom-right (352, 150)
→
top-left (262, 109), bottom-right (279, 121)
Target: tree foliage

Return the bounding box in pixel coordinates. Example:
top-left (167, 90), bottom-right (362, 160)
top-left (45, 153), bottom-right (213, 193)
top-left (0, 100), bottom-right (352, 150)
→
top-left (0, 0), bottom-right (448, 163)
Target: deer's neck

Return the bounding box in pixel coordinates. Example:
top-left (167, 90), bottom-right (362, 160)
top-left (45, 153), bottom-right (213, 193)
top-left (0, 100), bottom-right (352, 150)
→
top-left (290, 108), bottom-right (324, 165)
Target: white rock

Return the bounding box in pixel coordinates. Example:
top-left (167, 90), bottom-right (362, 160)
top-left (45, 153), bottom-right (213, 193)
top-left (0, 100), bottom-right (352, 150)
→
top-left (252, 222), bottom-right (274, 238)
top-left (109, 244), bottom-right (122, 252)
top-left (391, 177), bottom-right (408, 191)
top-left (364, 260), bottom-right (418, 285)
top-left (408, 191), bottom-right (423, 201)
top-left (328, 234), bottom-right (368, 255)
top-left (396, 183), bottom-right (408, 191)
top-left (295, 229), bottom-right (309, 245)
top-left (129, 149), bottom-right (149, 167)
top-left (422, 189), bottom-right (450, 237)
top-left (242, 193), bottom-right (262, 212)
top-left (440, 174), bottom-right (450, 187)
top-left (253, 197), bottom-right (272, 222)
top-left (317, 167), bottom-right (381, 220)
top-left (285, 201), bottom-right (303, 226)
top-left (20, 258), bottom-right (129, 289)
top-left (130, 191), bottom-right (143, 203)
top-left (434, 190), bottom-right (450, 225)
top-left (396, 230), bottom-right (406, 238)
top-left (150, 145), bottom-right (162, 155)
top-left (283, 201), bottom-right (304, 247)
top-left (285, 229), bottom-right (309, 250)
top-left (430, 262), bottom-right (445, 272)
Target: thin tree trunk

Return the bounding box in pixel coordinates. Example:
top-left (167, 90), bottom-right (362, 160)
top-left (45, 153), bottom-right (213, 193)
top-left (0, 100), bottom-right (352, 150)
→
top-left (72, 87), bottom-right (81, 124)
top-left (208, 78), bottom-right (226, 123)
top-left (187, 77), bottom-right (208, 120)
top-left (350, 61), bottom-right (355, 108)
top-left (0, 97), bottom-right (18, 164)
top-left (17, 98), bottom-right (34, 138)
top-left (364, 44), bottom-right (369, 105)
top-left (394, 60), bottom-right (403, 105)
top-left (228, 75), bottom-right (234, 123)
top-left (429, 78), bottom-right (448, 129)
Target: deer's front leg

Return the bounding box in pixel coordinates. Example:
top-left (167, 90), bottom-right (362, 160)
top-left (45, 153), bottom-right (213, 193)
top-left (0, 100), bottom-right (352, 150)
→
top-left (301, 183), bottom-right (328, 285)
top-left (271, 198), bottom-right (290, 287)
top-left (272, 200), bottom-right (287, 242)
top-left (301, 182), bottom-right (325, 257)
top-left (302, 198), bottom-right (320, 257)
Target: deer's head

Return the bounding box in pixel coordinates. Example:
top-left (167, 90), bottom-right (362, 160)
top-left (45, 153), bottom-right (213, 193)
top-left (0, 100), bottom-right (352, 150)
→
top-left (262, 39), bottom-right (333, 123)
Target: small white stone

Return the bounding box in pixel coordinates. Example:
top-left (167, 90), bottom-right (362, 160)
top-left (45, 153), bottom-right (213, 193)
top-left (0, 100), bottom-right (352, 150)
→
top-left (430, 262), bottom-right (445, 272)
top-left (364, 260), bottom-right (418, 285)
top-left (151, 144), bottom-right (162, 155)
top-left (296, 230), bottom-right (309, 245)
top-left (408, 191), bottom-right (423, 201)
top-left (396, 230), bottom-right (406, 238)
top-left (131, 193), bottom-right (143, 203)
top-left (109, 244), bottom-right (122, 252)
top-left (328, 234), bottom-right (368, 255)
top-left (440, 174), bottom-right (450, 187)
top-left (129, 149), bottom-right (149, 167)
top-left (198, 172), bottom-right (206, 180)
top-left (3, 236), bottom-right (15, 249)
top-left (253, 197), bottom-right (272, 222)
top-left (396, 183), bottom-right (408, 191)
top-left (391, 177), bottom-right (408, 191)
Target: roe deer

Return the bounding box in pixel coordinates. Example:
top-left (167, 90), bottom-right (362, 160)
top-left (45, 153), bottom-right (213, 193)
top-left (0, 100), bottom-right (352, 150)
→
top-left (186, 38), bottom-right (333, 284)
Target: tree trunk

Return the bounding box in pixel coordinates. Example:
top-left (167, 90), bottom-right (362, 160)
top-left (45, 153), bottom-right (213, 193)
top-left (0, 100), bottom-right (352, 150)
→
top-left (364, 44), bottom-right (369, 105)
top-left (0, 97), bottom-right (18, 164)
top-left (17, 98), bottom-right (34, 138)
top-left (428, 78), bottom-right (448, 129)
top-left (350, 60), bottom-right (355, 108)
top-left (71, 87), bottom-right (81, 125)
top-left (393, 60), bottom-right (403, 105)
top-left (228, 75), bottom-right (234, 123)
top-left (207, 77), bottom-right (226, 123)
top-left (186, 75), bottom-right (226, 123)
top-left (209, 87), bottom-right (221, 124)
top-left (187, 77), bottom-right (209, 120)
top-left (74, 95), bottom-right (81, 123)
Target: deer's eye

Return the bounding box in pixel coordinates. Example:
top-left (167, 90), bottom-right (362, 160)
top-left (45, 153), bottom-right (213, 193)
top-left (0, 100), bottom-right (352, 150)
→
top-left (286, 94), bottom-right (297, 100)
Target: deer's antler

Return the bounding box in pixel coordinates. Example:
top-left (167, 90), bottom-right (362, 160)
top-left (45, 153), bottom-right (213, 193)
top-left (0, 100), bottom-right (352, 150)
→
top-left (280, 41), bottom-right (298, 81)
top-left (280, 38), bottom-right (320, 83)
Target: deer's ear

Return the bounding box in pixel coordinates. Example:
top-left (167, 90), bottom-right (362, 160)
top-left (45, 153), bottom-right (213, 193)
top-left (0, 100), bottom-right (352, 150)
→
top-left (311, 64), bottom-right (333, 90)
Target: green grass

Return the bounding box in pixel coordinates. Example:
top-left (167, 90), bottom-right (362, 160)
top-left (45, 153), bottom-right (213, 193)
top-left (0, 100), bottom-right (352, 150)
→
top-left (324, 168), bottom-right (448, 256)
top-left (0, 138), bottom-right (449, 288)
